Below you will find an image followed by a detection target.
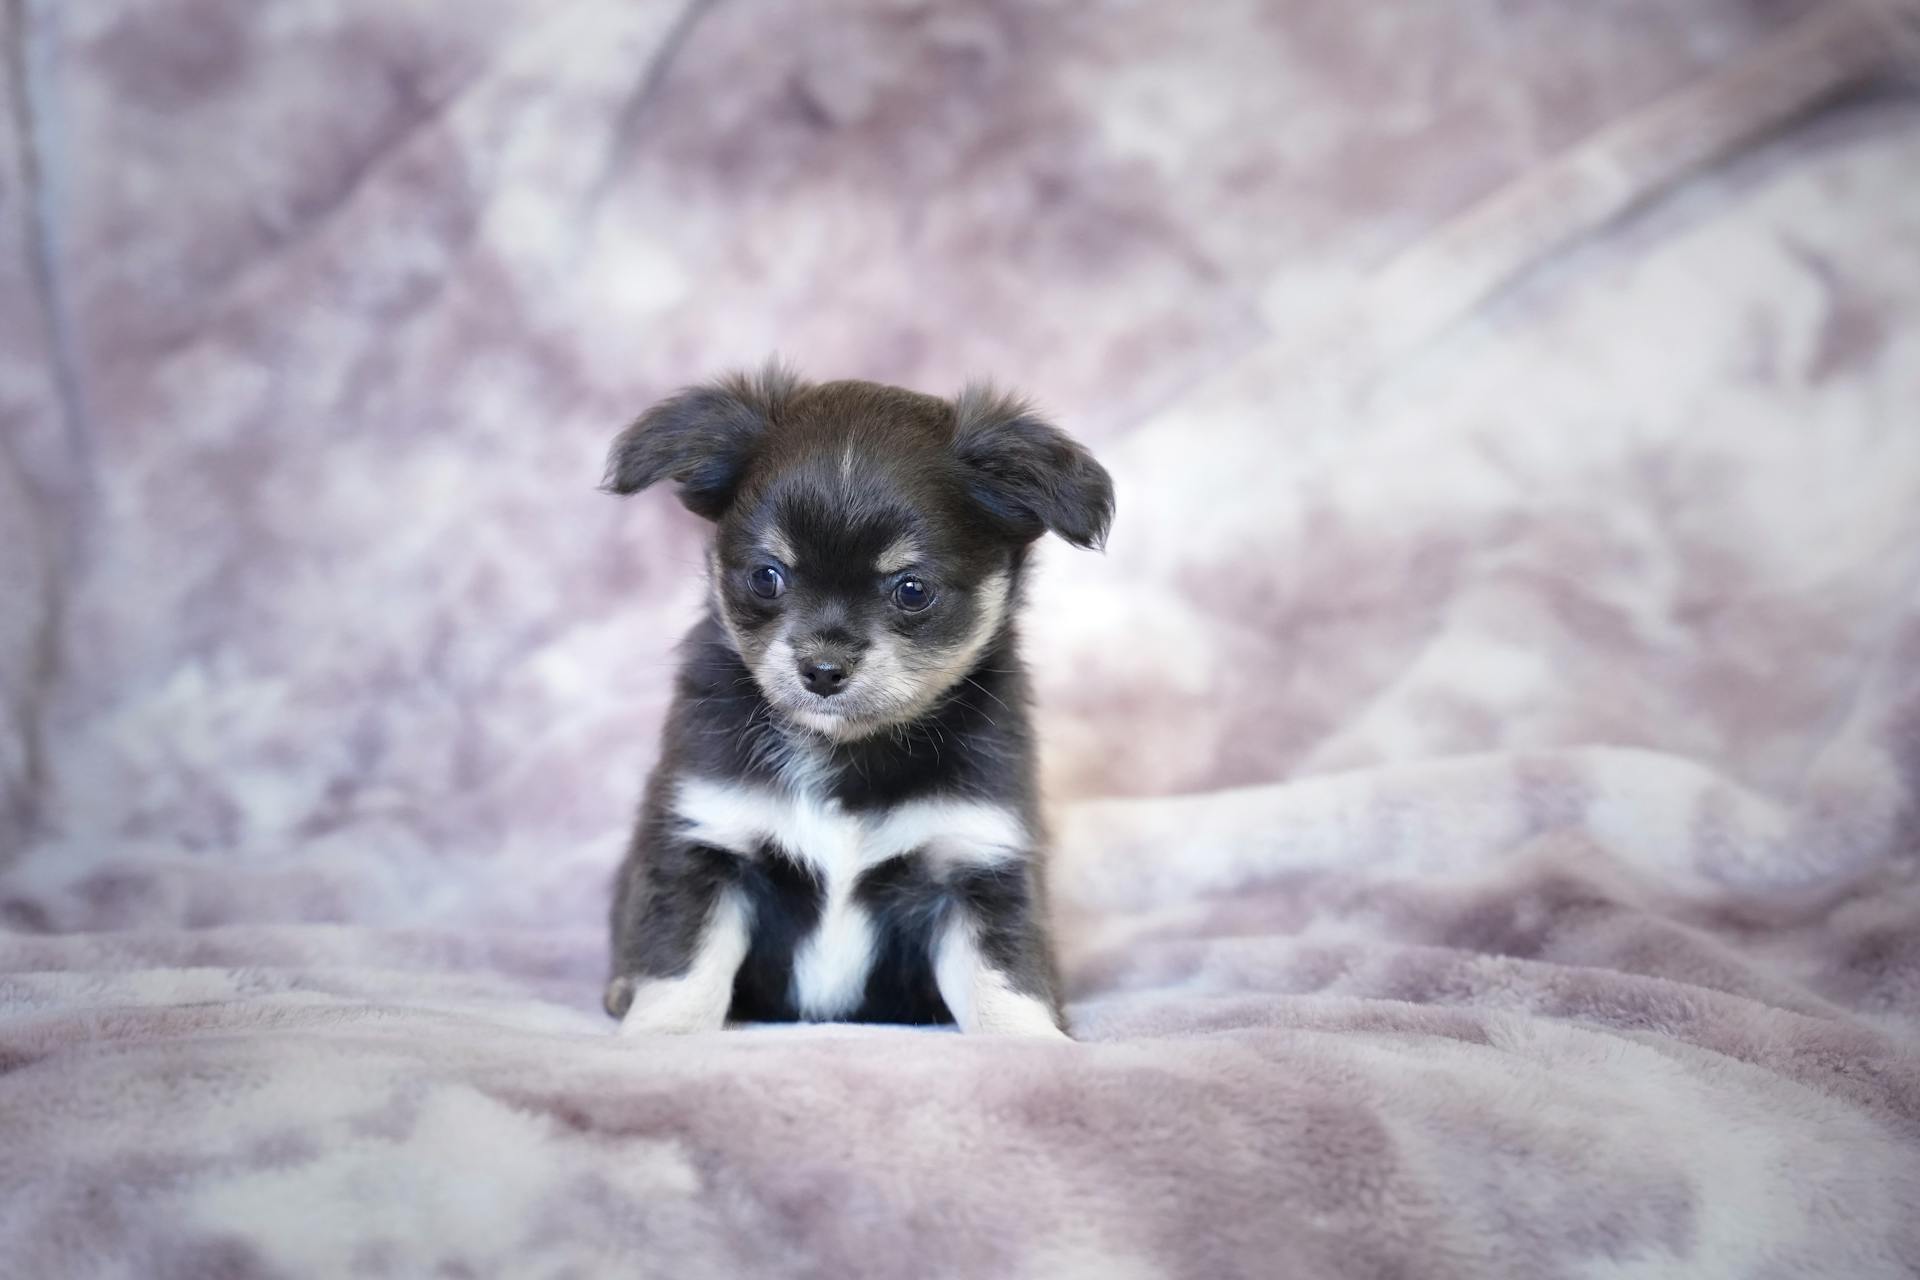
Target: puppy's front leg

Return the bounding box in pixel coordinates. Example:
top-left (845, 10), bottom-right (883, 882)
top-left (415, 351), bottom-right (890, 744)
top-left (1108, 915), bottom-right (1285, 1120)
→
top-left (608, 870), bottom-right (752, 1037)
top-left (934, 869), bottom-right (1070, 1040)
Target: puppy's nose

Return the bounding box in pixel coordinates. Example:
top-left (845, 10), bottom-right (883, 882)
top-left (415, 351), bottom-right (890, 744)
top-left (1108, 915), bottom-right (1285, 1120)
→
top-left (798, 655), bottom-right (853, 697)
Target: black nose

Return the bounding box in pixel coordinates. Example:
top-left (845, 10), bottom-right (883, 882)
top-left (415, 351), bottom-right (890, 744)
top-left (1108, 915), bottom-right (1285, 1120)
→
top-left (798, 657), bottom-right (851, 697)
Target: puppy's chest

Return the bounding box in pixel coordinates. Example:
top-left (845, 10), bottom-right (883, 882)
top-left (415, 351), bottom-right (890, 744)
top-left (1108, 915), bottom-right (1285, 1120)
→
top-left (671, 774), bottom-right (1029, 1018)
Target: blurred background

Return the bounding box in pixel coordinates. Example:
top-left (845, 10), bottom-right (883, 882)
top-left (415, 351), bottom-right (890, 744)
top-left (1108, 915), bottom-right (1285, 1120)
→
top-left (3, 0), bottom-right (1917, 933)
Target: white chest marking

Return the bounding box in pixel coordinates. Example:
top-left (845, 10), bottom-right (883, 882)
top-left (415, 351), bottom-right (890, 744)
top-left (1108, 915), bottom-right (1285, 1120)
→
top-left (672, 778), bottom-right (1031, 1018)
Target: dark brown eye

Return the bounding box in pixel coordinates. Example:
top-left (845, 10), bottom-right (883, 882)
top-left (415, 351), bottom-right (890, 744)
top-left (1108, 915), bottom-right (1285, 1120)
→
top-left (748, 565), bottom-right (786, 600)
top-left (892, 575), bottom-right (933, 612)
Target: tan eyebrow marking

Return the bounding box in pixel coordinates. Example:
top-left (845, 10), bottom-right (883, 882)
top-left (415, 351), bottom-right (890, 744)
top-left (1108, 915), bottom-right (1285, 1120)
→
top-left (765, 527), bottom-right (799, 567)
top-left (874, 536), bottom-right (920, 575)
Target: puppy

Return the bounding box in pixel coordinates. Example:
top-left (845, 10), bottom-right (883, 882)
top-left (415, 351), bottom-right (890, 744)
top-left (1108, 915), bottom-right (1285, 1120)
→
top-left (601, 365), bottom-right (1112, 1038)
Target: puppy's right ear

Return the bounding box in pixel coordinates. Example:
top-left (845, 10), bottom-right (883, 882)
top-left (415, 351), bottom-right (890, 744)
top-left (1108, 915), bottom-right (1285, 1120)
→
top-left (602, 365), bottom-right (800, 519)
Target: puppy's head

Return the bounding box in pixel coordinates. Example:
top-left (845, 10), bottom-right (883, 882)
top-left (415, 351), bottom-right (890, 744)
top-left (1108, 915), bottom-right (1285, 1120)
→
top-left (606, 365), bottom-right (1113, 740)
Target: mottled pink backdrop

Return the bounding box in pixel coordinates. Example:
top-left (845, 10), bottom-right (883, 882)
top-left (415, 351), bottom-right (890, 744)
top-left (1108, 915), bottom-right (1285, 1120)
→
top-left (3, 3), bottom-right (1919, 1277)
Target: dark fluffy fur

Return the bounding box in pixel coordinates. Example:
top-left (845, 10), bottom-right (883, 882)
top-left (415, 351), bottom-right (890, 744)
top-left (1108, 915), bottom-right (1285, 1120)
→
top-left (602, 365), bottom-right (1112, 1031)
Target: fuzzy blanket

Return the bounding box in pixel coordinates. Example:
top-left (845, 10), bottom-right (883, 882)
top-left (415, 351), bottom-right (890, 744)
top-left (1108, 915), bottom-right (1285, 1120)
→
top-left (4, 2), bottom-right (1920, 1276)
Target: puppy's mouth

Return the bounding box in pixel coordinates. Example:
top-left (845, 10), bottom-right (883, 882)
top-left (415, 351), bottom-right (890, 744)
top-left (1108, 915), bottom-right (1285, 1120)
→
top-left (783, 700), bottom-right (868, 740)
top-left (749, 642), bottom-right (929, 744)
top-left (762, 680), bottom-right (903, 743)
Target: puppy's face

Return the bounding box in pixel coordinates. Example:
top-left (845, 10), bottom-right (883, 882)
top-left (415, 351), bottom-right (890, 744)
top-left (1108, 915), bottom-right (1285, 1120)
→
top-left (607, 369), bottom-right (1113, 741)
top-left (709, 412), bottom-right (1019, 740)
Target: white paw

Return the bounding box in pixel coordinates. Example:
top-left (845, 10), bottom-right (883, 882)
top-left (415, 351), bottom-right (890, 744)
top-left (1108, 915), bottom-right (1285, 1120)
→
top-left (616, 1007), bottom-right (726, 1037)
top-left (614, 980), bottom-right (730, 1037)
top-left (966, 992), bottom-right (1072, 1039)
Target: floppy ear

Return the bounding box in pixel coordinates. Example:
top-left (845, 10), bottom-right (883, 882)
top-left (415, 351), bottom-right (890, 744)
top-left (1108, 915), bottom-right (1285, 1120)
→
top-left (951, 384), bottom-right (1114, 549)
top-left (603, 364), bottom-right (802, 519)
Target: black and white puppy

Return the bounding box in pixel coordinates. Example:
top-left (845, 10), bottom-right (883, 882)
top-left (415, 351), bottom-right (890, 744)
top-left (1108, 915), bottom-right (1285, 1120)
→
top-left (601, 365), bottom-right (1112, 1038)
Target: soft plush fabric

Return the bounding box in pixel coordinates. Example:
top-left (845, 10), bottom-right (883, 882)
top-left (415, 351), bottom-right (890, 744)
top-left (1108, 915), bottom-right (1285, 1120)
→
top-left (3, 2), bottom-right (1919, 1276)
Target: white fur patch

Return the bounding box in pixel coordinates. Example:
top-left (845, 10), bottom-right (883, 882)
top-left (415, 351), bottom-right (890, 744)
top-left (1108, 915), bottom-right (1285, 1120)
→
top-left (618, 891), bottom-right (752, 1035)
top-left (869, 798), bottom-right (1029, 872)
top-left (934, 917), bottom-right (1066, 1038)
top-left (674, 778), bottom-right (1028, 871)
top-left (792, 894), bottom-right (876, 1018)
top-left (671, 777), bottom-right (1031, 1017)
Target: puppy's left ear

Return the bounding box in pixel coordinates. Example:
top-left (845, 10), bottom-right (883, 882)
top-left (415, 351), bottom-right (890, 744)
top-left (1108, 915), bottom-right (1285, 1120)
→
top-left (603, 364), bottom-right (802, 519)
top-left (952, 385), bottom-right (1114, 549)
